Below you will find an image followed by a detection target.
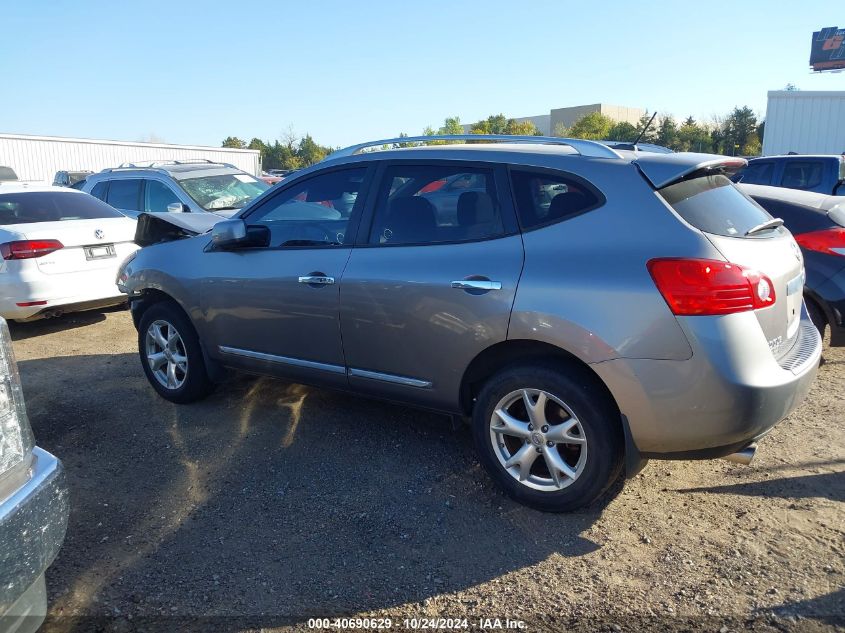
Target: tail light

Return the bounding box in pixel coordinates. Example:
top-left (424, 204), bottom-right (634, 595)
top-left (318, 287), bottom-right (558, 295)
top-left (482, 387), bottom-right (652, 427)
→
top-left (648, 258), bottom-right (776, 316)
top-left (0, 239), bottom-right (64, 260)
top-left (0, 318), bottom-right (35, 476)
top-left (794, 227), bottom-right (845, 257)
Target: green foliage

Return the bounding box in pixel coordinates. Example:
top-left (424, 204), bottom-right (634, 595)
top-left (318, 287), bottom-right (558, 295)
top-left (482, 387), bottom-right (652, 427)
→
top-left (564, 112), bottom-right (614, 140)
top-left (606, 121), bottom-right (638, 142)
top-left (221, 136), bottom-right (246, 149)
top-left (224, 131), bottom-right (332, 170)
top-left (468, 114), bottom-right (539, 136)
top-left (634, 112), bottom-right (659, 144)
top-left (657, 116), bottom-right (679, 149)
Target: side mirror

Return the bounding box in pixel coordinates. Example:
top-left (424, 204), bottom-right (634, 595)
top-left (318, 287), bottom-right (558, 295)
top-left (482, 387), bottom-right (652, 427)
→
top-left (167, 202), bottom-right (188, 213)
top-left (211, 219), bottom-right (248, 248)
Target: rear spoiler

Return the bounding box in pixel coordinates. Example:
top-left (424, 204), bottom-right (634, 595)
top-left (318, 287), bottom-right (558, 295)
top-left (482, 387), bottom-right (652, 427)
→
top-left (135, 212), bottom-right (223, 247)
top-left (634, 153), bottom-right (747, 189)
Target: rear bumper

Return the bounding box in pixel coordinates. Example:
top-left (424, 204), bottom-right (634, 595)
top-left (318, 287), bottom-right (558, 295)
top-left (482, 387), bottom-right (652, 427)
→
top-left (0, 448), bottom-right (69, 619)
top-left (0, 267), bottom-right (126, 320)
top-left (593, 310), bottom-right (821, 457)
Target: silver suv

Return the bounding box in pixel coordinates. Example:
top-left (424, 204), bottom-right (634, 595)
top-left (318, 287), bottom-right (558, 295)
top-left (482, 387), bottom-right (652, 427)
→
top-left (82, 160), bottom-right (269, 219)
top-left (117, 135), bottom-right (822, 512)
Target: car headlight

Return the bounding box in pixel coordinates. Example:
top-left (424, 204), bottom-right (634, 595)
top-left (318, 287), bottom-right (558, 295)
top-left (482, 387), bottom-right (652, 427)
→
top-left (116, 250), bottom-right (139, 291)
top-left (0, 318), bottom-right (34, 476)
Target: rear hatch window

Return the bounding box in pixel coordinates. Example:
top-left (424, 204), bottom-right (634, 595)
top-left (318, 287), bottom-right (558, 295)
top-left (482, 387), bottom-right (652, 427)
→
top-left (659, 175), bottom-right (778, 237)
top-left (0, 191), bottom-right (124, 224)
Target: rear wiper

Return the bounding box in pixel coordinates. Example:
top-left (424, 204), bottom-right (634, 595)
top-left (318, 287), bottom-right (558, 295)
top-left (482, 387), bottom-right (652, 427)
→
top-left (745, 217), bottom-right (784, 236)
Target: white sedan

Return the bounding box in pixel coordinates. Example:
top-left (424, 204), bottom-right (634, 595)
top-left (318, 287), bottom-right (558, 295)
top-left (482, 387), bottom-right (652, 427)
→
top-left (0, 184), bottom-right (138, 321)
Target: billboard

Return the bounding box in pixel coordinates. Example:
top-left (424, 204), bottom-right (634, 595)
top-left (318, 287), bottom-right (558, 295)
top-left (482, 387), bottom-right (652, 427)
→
top-left (810, 26), bottom-right (845, 71)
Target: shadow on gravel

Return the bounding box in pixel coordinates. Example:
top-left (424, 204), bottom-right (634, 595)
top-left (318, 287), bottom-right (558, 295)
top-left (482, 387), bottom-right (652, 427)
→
top-left (761, 586), bottom-right (845, 626)
top-left (677, 471), bottom-right (845, 502)
top-left (8, 306), bottom-right (127, 341)
top-left (19, 352), bottom-right (610, 630)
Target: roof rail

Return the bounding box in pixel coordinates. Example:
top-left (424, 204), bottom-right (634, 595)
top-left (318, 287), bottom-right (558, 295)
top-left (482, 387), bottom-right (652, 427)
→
top-left (102, 159), bottom-right (234, 173)
top-left (324, 134), bottom-right (623, 161)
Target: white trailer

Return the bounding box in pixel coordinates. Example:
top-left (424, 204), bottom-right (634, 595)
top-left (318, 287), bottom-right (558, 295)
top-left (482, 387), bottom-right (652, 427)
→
top-left (763, 90), bottom-right (845, 155)
top-left (0, 133), bottom-right (261, 182)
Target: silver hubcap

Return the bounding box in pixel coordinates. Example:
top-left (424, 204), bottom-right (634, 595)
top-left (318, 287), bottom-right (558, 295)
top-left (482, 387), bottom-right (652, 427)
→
top-left (145, 320), bottom-right (188, 390)
top-left (489, 388), bottom-right (588, 492)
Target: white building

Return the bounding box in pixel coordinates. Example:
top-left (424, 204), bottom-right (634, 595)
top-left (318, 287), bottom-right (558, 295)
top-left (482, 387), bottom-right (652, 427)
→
top-left (763, 91), bottom-right (845, 155)
top-left (0, 133), bottom-right (261, 182)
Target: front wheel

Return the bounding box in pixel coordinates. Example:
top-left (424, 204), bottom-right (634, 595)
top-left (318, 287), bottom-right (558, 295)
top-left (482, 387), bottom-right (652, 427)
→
top-left (137, 301), bottom-right (215, 404)
top-left (472, 364), bottom-right (623, 512)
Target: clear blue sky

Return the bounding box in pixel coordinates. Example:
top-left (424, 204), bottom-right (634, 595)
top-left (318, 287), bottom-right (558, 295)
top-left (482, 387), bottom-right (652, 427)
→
top-left (1, 0), bottom-right (842, 148)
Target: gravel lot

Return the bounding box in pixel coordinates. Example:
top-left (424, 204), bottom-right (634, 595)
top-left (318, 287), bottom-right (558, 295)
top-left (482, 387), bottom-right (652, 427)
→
top-left (10, 307), bottom-right (844, 632)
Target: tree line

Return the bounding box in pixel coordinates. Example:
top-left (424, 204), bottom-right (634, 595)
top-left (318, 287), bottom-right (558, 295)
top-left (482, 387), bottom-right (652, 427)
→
top-left (559, 106), bottom-right (763, 155)
top-left (221, 130), bottom-right (334, 170)
top-left (221, 105), bottom-right (764, 169)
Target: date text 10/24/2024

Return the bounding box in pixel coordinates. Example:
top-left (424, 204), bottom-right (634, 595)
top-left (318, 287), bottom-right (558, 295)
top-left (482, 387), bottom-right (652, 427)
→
top-left (307, 618), bottom-right (528, 630)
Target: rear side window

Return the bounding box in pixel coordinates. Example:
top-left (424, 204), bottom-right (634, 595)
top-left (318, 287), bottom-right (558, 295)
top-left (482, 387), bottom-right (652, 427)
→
top-left (90, 181), bottom-right (108, 200)
top-left (369, 165), bottom-right (506, 245)
top-left (659, 175), bottom-right (777, 238)
top-left (738, 161), bottom-right (774, 185)
top-left (780, 161), bottom-right (824, 190)
top-left (0, 192), bottom-right (125, 225)
top-left (510, 170), bottom-right (602, 230)
top-left (106, 179), bottom-right (142, 211)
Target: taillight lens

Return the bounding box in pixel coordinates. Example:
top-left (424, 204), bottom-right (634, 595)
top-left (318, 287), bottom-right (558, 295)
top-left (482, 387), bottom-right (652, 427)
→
top-left (794, 227), bottom-right (845, 257)
top-left (0, 318), bottom-right (34, 476)
top-left (648, 258), bottom-right (776, 316)
top-left (0, 239), bottom-right (64, 260)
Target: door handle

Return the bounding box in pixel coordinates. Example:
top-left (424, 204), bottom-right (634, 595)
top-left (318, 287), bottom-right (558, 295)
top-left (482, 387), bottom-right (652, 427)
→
top-left (298, 275), bottom-right (335, 285)
top-left (451, 280), bottom-right (502, 291)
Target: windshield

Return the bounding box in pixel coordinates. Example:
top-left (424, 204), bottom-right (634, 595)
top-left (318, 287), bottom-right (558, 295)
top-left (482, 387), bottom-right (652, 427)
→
top-left (0, 191), bottom-right (125, 224)
top-left (177, 173), bottom-right (269, 211)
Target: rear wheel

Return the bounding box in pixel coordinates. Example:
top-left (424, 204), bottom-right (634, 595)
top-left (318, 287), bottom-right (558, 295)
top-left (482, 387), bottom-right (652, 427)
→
top-left (138, 301), bottom-right (214, 403)
top-left (472, 363), bottom-right (623, 512)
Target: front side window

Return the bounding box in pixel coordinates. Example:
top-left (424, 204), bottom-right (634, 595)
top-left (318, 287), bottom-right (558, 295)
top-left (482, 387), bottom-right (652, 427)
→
top-left (780, 161), bottom-right (824, 190)
top-left (177, 172), bottom-right (269, 212)
top-left (145, 180), bottom-right (181, 213)
top-left (510, 170), bottom-right (602, 230)
top-left (369, 165), bottom-right (505, 245)
top-left (106, 179), bottom-right (142, 211)
top-left (246, 168), bottom-right (367, 247)
top-left (738, 161), bottom-right (774, 185)
top-left (0, 192), bottom-right (125, 225)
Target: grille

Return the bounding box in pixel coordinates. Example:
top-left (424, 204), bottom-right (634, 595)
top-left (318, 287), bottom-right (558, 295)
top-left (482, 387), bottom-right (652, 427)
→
top-left (778, 321), bottom-right (822, 374)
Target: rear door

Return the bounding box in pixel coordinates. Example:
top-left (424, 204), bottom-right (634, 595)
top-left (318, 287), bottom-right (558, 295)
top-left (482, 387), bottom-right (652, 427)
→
top-left (339, 160), bottom-right (523, 411)
top-left (659, 175), bottom-right (805, 358)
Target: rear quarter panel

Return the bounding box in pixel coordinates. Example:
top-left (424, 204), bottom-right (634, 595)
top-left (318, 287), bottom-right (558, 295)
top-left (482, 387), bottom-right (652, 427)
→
top-left (509, 160), bottom-right (722, 362)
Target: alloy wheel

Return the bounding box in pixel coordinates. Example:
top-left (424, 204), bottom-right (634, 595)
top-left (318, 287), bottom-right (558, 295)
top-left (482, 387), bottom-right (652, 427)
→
top-left (145, 319), bottom-right (188, 390)
top-left (489, 388), bottom-right (588, 491)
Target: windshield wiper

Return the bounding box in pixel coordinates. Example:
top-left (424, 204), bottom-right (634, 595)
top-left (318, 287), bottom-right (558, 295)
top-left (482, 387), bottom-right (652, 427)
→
top-left (745, 217), bottom-right (784, 236)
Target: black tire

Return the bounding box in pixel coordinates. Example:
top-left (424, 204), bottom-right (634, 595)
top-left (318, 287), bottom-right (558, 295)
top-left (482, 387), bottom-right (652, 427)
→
top-left (472, 363), bottom-right (624, 512)
top-left (137, 301), bottom-right (215, 404)
top-left (807, 299), bottom-right (827, 340)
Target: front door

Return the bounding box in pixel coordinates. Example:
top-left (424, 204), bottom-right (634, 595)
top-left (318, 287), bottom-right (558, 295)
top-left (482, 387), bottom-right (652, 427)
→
top-left (339, 161), bottom-right (524, 410)
top-left (201, 165), bottom-right (371, 388)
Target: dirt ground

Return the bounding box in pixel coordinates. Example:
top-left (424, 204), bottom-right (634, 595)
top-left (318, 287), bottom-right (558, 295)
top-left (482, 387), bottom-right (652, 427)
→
top-left (9, 307), bottom-right (844, 632)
